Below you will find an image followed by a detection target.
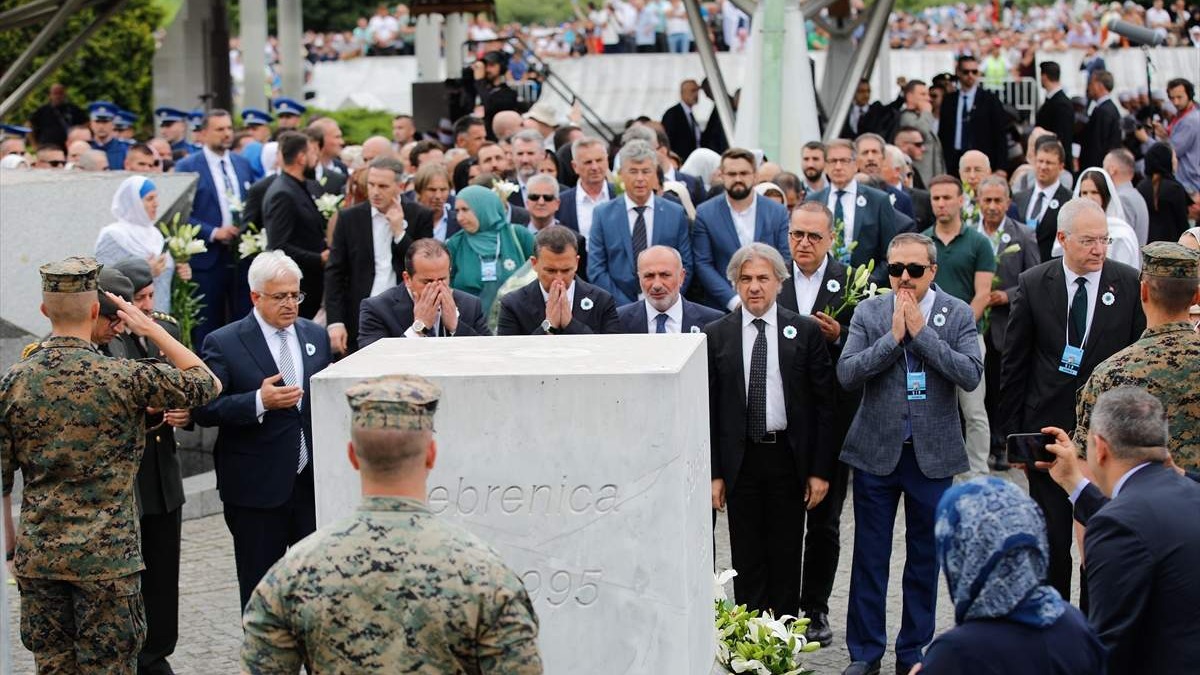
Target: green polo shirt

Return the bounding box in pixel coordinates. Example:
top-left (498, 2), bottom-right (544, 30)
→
top-left (922, 224), bottom-right (996, 304)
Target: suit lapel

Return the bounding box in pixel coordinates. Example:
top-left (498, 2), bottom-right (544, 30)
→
top-left (776, 311), bottom-right (797, 393)
top-left (812, 256), bottom-right (847, 317)
top-left (1084, 263), bottom-right (1121, 356)
top-left (718, 199), bottom-right (738, 250)
top-left (751, 195), bottom-right (768, 243)
top-left (238, 314), bottom-right (279, 377)
top-left (393, 288), bottom-right (415, 333)
top-left (729, 310), bottom-right (747, 410)
top-left (295, 321), bottom-right (318, 393)
top-left (1043, 263), bottom-right (1068, 339)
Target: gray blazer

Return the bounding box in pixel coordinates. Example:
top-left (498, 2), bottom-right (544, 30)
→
top-left (837, 288), bottom-right (983, 479)
top-left (987, 217), bottom-right (1041, 349)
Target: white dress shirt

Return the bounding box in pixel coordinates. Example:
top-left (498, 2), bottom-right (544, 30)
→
top-left (202, 146), bottom-right (241, 229)
top-left (252, 309), bottom-right (304, 421)
top-left (826, 179), bottom-right (859, 244)
top-left (625, 193), bottom-right (655, 242)
top-left (575, 182), bottom-right (611, 238)
top-left (1062, 260), bottom-right (1102, 343)
top-left (792, 257), bottom-right (829, 316)
top-left (741, 303), bottom-right (787, 432)
top-left (369, 206), bottom-right (403, 297)
top-left (644, 295), bottom-right (684, 333)
top-left (1026, 182), bottom-right (1059, 222)
top-left (726, 194), bottom-right (757, 248)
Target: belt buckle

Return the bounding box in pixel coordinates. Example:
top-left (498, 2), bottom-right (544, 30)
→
top-left (760, 431), bottom-right (777, 444)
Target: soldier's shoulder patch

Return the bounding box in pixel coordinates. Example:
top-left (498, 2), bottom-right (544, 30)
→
top-left (151, 311), bottom-right (178, 326)
top-left (21, 342), bottom-right (40, 359)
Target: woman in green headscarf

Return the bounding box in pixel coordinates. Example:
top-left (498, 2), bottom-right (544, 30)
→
top-left (446, 185), bottom-right (536, 316)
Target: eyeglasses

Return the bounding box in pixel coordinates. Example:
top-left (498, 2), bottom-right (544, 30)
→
top-left (788, 231), bottom-right (825, 243)
top-left (826, 157), bottom-right (855, 165)
top-left (910, 140), bottom-right (925, 147)
top-left (263, 291), bottom-right (306, 304)
top-left (46, 160), bottom-right (65, 167)
top-left (888, 262), bottom-right (931, 278)
top-left (959, 69), bottom-right (980, 75)
top-left (1071, 235), bottom-right (1113, 247)
top-left (527, 193), bottom-right (558, 202)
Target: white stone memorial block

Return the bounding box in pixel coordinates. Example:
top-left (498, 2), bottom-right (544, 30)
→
top-left (311, 334), bottom-right (714, 674)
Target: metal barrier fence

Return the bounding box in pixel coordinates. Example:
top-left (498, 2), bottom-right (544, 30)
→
top-left (983, 78), bottom-right (1041, 124)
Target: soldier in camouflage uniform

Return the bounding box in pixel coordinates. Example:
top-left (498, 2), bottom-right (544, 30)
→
top-left (1073, 242), bottom-right (1200, 470)
top-left (241, 374), bottom-right (543, 675)
top-left (0, 256), bottom-right (220, 674)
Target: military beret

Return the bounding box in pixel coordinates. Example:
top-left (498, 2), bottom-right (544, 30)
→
top-left (1141, 241), bottom-right (1200, 279)
top-left (39, 256), bottom-right (102, 293)
top-left (111, 257), bottom-right (154, 292)
top-left (97, 268), bottom-right (134, 316)
top-left (346, 375), bottom-right (441, 432)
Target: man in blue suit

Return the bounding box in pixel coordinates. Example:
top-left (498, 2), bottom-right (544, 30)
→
top-left (692, 148), bottom-right (790, 310)
top-left (192, 251), bottom-right (331, 610)
top-left (555, 136), bottom-right (612, 236)
top-left (589, 141), bottom-right (693, 305)
top-left (806, 139), bottom-right (897, 285)
top-left (174, 109), bottom-right (255, 346)
top-left (836, 233), bottom-right (982, 675)
top-left (617, 245), bottom-right (721, 333)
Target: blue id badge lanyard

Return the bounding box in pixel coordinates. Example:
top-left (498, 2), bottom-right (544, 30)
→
top-left (904, 348), bottom-right (927, 401)
top-left (479, 235), bottom-right (502, 282)
top-left (1059, 303), bottom-right (1086, 376)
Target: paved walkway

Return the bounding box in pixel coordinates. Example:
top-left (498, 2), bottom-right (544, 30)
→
top-left (7, 472), bottom-right (1075, 674)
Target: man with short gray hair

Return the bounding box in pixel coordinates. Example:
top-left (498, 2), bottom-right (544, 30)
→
top-left (1102, 148), bottom-right (1150, 246)
top-left (1040, 386), bottom-right (1200, 675)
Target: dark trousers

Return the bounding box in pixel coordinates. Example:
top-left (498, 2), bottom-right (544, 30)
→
top-left (191, 262), bottom-right (232, 348)
top-left (800, 459), bottom-right (850, 616)
top-left (1028, 467), bottom-right (1075, 601)
top-left (727, 439), bottom-right (805, 617)
top-left (223, 465), bottom-right (316, 610)
top-left (983, 328), bottom-right (1006, 448)
top-left (846, 443), bottom-right (951, 665)
top-left (138, 508), bottom-right (182, 675)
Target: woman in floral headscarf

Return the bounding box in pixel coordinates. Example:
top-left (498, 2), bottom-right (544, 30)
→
top-left (921, 477), bottom-right (1104, 674)
top-left (446, 185), bottom-right (534, 317)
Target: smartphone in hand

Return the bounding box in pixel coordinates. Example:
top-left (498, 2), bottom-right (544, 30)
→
top-left (1006, 433), bottom-right (1056, 468)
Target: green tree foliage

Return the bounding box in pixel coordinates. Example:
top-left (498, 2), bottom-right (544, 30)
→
top-left (495, 0), bottom-right (573, 26)
top-left (308, 107), bottom-right (395, 144)
top-left (0, 0), bottom-right (163, 137)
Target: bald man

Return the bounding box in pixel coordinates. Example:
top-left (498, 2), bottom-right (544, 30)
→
top-left (360, 136), bottom-right (394, 164)
top-left (491, 110), bottom-right (523, 142)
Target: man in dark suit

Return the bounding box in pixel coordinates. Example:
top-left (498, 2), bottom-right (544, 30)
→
top-left (938, 55), bottom-right (1009, 176)
top-left (325, 157), bottom-right (435, 354)
top-left (1035, 61), bottom-right (1075, 168)
top-left (999, 198), bottom-right (1145, 602)
top-left (661, 79), bottom-right (703, 161)
top-left (616, 245), bottom-right (721, 334)
top-left (589, 141), bottom-right (694, 305)
top-left (1013, 140), bottom-right (1074, 260)
top-left (1078, 70), bottom-right (1122, 172)
top-left (707, 242), bottom-right (837, 619)
top-left (306, 119), bottom-right (348, 196)
top-left (173, 109), bottom-right (255, 346)
top-left (497, 225), bottom-right (621, 335)
top-left (805, 139), bottom-right (897, 285)
top-left (357, 239), bottom-right (490, 348)
top-left (1041, 387), bottom-right (1200, 675)
top-left (555, 137), bottom-right (613, 236)
top-left (264, 131), bottom-right (328, 319)
top-left (840, 80), bottom-right (891, 140)
top-left (838, 233), bottom-right (983, 675)
top-left (775, 202), bottom-right (859, 646)
top-left (192, 251), bottom-right (332, 610)
top-left (693, 148), bottom-right (791, 310)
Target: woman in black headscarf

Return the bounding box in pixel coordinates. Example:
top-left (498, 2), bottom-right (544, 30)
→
top-left (1136, 141), bottom-right (1190, 244)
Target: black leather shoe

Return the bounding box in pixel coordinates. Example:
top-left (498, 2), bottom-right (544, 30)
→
top-left (896, 660), bottom-right (918, 675)
top-left (842, 661), bottom-right (881, 675)
top-left (804, 611), bottom-right (834, 645)
top-left (988, 451), bottom-right (1011, 471)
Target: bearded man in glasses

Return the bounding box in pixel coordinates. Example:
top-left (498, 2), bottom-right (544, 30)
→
top-left (835, 231), bottom-right (983, 675)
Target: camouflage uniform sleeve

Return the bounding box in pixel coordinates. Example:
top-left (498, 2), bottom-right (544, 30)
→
top-left (1073, 369), bottom-right (1104, 456)
top-left (132, 360), bottom-right (219, 412)
top-left (1, 399), bottom-right (11, 497)
top-left (478, 573), bottom-right (543, 675)
top-left (240, 569), bottom-right (304, 675)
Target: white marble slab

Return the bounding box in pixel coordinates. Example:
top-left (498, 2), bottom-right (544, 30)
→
top-left (311, 334), bottom-right (715, 674)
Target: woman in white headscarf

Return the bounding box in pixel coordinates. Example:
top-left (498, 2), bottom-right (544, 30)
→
top-left (679, 147), bottom-right (722, 194)
top-left (94, 175), bottom-right (176, 312)
top-left (1051, 167), bottom-right (1141, 269)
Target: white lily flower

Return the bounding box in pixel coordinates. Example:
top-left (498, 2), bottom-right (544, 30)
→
top-left (730, 656), bottom-right (771, 674)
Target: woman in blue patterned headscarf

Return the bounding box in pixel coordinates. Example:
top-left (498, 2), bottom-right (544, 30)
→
top-left (920, 477), bottom-right (1104, 674)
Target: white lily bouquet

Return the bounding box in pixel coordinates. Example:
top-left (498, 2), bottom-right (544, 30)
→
top-left (238, 222), bottom-right (268, 260)
top-left (715, 570), bottom-right (820, 675)
top-left (314, 193), bottom-right (344, 219)
top-left (961, 183), bottom-right (980, 226)
top-left (158, 213), bottom-right (207, 263)
top-left (822, 259), bottom-right (888, 318)
top-left (831, 219), bottom-right (858, 265)
top-left (491, 178), bottom-right (520, 203)
top-left (156, 213), bottom-right (206, 349)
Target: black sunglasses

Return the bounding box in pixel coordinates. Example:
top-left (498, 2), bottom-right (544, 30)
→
top-left (47, 160), bottom-right (65, 167)
top-left (888, 262), bottom-right (931, 278)
top-left (527, 193), bottom-right (557, 202)
top-left (959, 68), bottom-right (980, 75)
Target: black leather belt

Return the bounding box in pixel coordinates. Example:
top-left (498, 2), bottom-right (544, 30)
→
top-left (751, 431), bottom-right (783, 444)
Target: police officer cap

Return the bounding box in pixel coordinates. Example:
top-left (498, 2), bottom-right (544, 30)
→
top-left (111, 257), bottom-right (154, 292)
top-left (97, 268), bottom-right (134, 316)
top-left (273, 98), bottom-right (306, 117)
top-left (155, 107), bottom-right (187, 125)
top-left (481, 50), bottom-right (508, 67)
top-left (188, 109), bottom-right (205, 132)
top-left (346, 375), bottom-right (441, 432)
top-left (39, 256), bottom-right (102, 293)
top-left (242, 108), bottom-right (274, 126)
top-left (89, 101), bottom-right (118, 120)
top-left (1141, 241), bottom-right (1200, 279)
top-left (0, 123), bottom-right (30, 137)
top-left (114, 109), bottom-right (136, 130)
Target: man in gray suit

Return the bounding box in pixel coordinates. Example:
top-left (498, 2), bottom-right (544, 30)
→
top-left (836, 233), bottom-right (983, 675)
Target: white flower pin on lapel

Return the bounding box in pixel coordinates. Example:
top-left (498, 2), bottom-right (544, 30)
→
top-left (1001, 232), bottom-right (1011, 244)
top-left (782, 325), bottom-right (797, 339)
top-left (827, 279), bottom-right (841, 293)
top-left (305, 342), bottom-right (316, 356)
top-left (1049, 199), bottom-right (1059, 210)
top-left (580, 297), bottom-right (594, 310)
top-left (933, 313), bottom-right (946, 327)
top-left (856, 195), bottom-right (867, 208)
top-left (690, 325), bottom-right (701, 333)
top-left (503, 258), bottom-right (516, 272)
top-left (1102, 291), bottom-right (1115, 306)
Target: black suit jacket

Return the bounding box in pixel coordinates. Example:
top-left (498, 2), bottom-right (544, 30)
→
top-left (357, 285), bottom-right (490, 349)
top-left (264, 172), bottom-right (329, 318)
top-left (243, 174), bottom-right (277, 230)
top-left (496, 278), bottom-right (621, 335)
top-left (1074, 464), bottom-right (1200, 675)
top-left (1013, 183), bottom-right (1074, 261)
top-left (998, 259), bottom-right (1145, 435)
top-left (985, 217), bottom-right (1042, 349)
top-left (910, 188), bottom-right (933, 231)
top-left (939, 88), bottom-right (1010, 176)
top-left (705, 306), bottom-right (837, 492)
top-left (1035, 89), bottom-right (1076, 166)
top-left (323, 201), bottom-right (434, 350)
top-left (192, 314), bottom-right (332, 509)
top-left (840, 101), bottom-right (889, 139)
top-left (307, 169), bottom-right (347, 199)
top-left (662, 102), bottom-right (701, 159)
top-left (1079, 99), bottom-right (1122, 171)
top-left (615, 298), bottom-right (723, 334)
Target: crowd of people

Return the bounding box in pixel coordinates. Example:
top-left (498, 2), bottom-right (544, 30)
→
top-left (1, 33), bottom-right (1199, 675)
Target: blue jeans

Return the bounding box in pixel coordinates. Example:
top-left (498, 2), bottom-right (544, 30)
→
top-left (669, 33), bottom-right (690, 53)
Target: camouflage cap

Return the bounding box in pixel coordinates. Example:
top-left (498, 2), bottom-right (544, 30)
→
top-left (346, 375), bottom-right (441, 431)
top-left (97, 268), bottom-right (134, 316)
top-left (39, 256), bottom-right (102, 293)
top-left (111, 257), bottom-right (154, 292)
top-left (1141, 242), bottom-right (1200, 279)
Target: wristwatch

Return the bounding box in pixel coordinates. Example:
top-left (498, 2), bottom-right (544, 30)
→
top-left (540, 319), bottom-right (562, 335)
top-left (411, 319), bottom-right (428, 336)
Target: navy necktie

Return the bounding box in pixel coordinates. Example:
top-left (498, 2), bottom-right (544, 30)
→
top-left (655, 313), bottom-right (668, 334)
top-left (748, 318), bottom-right (768, 440)
top-left (1068, 278), bottom-right (1088, 347)
top-left (632, 205), bottom-right (648, 258)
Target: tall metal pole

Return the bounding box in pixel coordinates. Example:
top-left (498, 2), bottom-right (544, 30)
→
top-left (276, 0), bottom-right (303, 99)
top-left (822, 0), bottom-right (892, 143)
top-left (239, 0), bottom-right (268, 111)
top-left (683, 0), bottom-right (736, 146)
top-left (0, 0), bottom-right (85, 98)
top-left (757, 0), bottom-right (785, 159)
